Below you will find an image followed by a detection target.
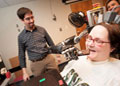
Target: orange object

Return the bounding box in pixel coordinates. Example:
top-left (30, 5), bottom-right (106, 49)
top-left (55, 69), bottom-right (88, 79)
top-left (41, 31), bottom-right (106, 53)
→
top-left (92, 3), bottom-right (101, 8)
top-left (58, 80), bottom-right (64, 86)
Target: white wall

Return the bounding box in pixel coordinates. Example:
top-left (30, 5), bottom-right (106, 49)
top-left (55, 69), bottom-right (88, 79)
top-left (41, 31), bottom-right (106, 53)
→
top-left (0, 0), bottom-right (79, 71)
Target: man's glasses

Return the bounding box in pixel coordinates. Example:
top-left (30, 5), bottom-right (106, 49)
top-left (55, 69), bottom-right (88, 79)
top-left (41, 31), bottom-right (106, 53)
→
top-left (86, 35), bottom-right (110, 46)
top-left (24, 16), bottom-right (34, 21)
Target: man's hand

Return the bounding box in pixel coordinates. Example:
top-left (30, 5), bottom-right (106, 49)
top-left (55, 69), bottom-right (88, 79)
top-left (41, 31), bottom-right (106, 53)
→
top-left (23, 72), bottom-right (30, 81)
top-left (22, 68), bottom-right (30, 81)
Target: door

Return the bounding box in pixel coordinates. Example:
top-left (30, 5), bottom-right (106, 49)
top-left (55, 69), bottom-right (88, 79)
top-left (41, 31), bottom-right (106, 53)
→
top-left (70, 0), bottom-right (93, 50)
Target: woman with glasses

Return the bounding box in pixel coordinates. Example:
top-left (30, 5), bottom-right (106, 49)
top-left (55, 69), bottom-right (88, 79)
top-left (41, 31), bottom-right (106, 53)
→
top-left (61, 22), bottom-right (120, 86)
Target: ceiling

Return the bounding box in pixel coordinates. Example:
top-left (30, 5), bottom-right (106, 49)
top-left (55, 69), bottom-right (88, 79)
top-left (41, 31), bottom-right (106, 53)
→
top-left (0, 0), bottom-right (37, 8)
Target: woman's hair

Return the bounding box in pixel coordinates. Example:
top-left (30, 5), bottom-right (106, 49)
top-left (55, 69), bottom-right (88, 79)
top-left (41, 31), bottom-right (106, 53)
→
top-left (106, 0), bottom-right (120, 11)
top-left (96, 22), bottom-right (120, 58)
top-left (17, 7), bottom-right (32, 20)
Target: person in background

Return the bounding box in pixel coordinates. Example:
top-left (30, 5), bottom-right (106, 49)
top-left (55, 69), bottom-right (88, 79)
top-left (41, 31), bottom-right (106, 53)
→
top-left (106, 0), bottom-right (120, 14)
top-left (17, 7), bottom-right (58, 81)
top-left (106, 0), bottom-right (120, 59)
top-left (61, 22), bottom-right (120, 86)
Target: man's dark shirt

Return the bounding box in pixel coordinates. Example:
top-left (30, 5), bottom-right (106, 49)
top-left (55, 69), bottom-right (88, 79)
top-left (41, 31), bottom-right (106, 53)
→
top-left (18, 25), bottom-right (55, 68)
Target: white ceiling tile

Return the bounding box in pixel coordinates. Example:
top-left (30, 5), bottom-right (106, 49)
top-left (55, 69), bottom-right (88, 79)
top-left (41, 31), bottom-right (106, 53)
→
top-left (5, 0), bottom-right (31, 5)
top-left (0, 0), bottom-right (37, 8)
top-left (0, 0), bottom-right (9, 8)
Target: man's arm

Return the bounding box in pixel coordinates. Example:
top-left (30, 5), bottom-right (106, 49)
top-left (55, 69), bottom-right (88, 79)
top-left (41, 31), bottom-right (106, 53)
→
top-left (44, 29), bottom-right (55, 46)
top-left (18, 36), bottom-right (30, 81)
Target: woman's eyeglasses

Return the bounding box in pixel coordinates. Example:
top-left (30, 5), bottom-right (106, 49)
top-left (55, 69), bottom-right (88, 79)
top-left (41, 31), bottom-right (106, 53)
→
top-left (86, 35), bottom-right (110, 46)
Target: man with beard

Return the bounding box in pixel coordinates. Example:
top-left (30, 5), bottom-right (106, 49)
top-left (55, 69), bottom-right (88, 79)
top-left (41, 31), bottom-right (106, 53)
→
top-left (17, 7), bottom-right (58, 81)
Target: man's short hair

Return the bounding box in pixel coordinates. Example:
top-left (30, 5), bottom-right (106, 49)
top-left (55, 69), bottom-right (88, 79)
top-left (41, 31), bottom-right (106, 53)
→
top-left (17, 7), bottom-right (32, 20)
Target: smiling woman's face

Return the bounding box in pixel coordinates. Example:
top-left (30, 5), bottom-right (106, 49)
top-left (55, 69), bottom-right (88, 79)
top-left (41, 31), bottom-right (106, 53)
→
top-left (107, 0), bottom-right (120, 11)
top-left (86, 25), bottom-right (113, 62)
